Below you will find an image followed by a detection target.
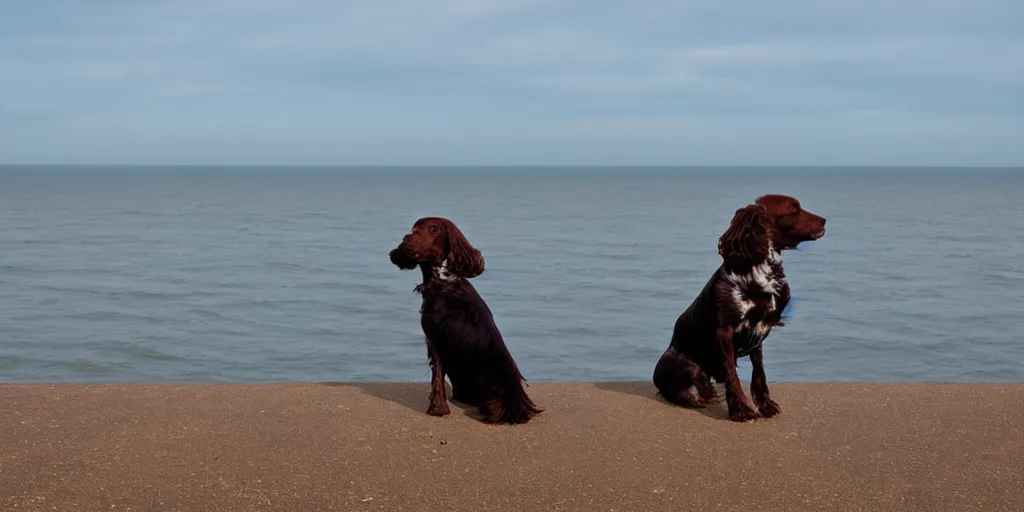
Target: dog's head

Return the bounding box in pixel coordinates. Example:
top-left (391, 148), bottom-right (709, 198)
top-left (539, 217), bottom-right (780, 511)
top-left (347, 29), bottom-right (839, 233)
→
top-left (389, 216), bottom-right (485, 279)
top-left (754, 194), bottom-right (827, 251)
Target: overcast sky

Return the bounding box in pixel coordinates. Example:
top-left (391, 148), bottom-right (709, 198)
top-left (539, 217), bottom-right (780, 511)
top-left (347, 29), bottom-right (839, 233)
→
top-left (2, 0), bottom-right (1021, 166)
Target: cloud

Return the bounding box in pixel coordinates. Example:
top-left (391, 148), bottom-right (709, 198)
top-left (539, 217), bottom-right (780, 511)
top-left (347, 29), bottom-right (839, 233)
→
top-left (0, 0), bottom-right (1021, 165)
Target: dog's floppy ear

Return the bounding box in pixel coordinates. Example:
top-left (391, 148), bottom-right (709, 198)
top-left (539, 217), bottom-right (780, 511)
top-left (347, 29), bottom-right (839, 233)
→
top-left (442, 220), bottom-right (485, 278)
top-left (718, 204), bottom-right (772, 264)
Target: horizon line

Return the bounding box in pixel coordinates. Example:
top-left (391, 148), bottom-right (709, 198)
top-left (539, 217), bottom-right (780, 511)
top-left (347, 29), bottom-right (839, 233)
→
top-left (2, 164), bottom-right (1022, 170)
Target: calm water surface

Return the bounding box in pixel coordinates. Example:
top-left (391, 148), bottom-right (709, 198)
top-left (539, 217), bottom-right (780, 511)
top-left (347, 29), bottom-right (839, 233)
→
top-left (1, 166), bottom-right (1021, 383)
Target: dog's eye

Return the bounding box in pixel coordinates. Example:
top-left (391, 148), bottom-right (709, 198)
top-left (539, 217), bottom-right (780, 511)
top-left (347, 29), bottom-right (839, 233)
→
top-left (789, 203), bottom-right (799, 213)
top-left (428, 225), bottom-right (439, 234)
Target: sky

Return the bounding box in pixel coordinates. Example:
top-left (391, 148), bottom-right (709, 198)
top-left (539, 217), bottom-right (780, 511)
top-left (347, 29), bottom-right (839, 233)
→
top-left (1, 0), bottom-right (1022, 166)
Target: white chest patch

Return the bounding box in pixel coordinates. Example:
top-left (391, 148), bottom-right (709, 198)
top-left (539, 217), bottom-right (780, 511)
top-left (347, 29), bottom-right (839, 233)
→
top-left (432, 260), bottom-right (455, 283)
top-left (414, 260), bottom-right (457, 296)
top-left (726, 249), bottom-right (786, 355)
top-left (723, 248), bottom-right (784, 321)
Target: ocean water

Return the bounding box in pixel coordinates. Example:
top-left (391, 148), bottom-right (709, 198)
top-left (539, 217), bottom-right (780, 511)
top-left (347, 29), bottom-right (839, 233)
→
top-left (1, 166), bottom-right (1021, 384)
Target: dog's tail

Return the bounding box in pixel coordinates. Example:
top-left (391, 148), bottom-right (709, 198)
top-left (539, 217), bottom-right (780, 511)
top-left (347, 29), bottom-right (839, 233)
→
top-left (478, 382), bottom-right (543, 425)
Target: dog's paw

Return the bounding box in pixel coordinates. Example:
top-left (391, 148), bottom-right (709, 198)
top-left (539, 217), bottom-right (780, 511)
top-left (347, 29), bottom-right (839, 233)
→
top-left (728, 402), bottom-right (762, 422)
top-left (426, 402), bottom-right (451, 417)
top-left (756, 397), bottom-right (782, 418)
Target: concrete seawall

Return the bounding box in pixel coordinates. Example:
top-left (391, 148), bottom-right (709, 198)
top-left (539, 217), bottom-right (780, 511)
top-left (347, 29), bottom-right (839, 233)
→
top-left (2, 382), bottom-right (1022, 511)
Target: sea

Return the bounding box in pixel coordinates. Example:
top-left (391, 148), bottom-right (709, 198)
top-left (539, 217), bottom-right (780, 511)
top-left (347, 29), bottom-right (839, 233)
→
top-left (1, 166), bottom-right (1021, 384)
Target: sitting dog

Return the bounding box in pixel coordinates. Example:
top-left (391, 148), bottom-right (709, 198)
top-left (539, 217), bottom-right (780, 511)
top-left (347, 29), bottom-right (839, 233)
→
top-left (389, 216), bottom-right (542, 424)
top-left (653, 194), bottom-right (826, 422)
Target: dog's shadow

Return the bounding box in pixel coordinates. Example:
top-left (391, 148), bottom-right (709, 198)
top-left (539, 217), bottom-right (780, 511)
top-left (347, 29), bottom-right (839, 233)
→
top-left (590, 381), bottom-right (731, 421)
top-left (322, 381), bottom-right (484, 420)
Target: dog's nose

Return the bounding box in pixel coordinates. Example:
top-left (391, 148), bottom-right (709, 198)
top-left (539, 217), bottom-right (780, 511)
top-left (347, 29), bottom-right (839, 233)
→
top-left (821, 218), bottom-right (826, 226)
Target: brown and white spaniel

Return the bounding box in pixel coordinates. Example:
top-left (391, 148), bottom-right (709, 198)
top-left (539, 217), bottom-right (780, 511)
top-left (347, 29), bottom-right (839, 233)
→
top-left (653, 194), bottom-right (826, 422)
top-left (389, 216), bottom-right (542, 425)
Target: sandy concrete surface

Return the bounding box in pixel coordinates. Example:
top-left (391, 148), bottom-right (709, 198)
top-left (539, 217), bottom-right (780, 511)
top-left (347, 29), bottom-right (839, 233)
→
top-left (1, 382), bottom-right (1022, 512)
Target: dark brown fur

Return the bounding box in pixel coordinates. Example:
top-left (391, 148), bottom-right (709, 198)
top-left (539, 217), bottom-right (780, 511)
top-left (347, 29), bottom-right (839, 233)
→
top-left (653, 195), bottom-right (826, 422)
top-left (389, 216), bottom-right (542, 425)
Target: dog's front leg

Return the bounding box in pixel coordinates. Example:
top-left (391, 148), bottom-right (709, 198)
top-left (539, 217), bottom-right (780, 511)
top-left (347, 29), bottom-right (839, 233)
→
top-left (425, 338), bottom-right (450, 417)
top-left (716, 326), bottom-right (761, 422)
top-left (749, 346), bottom-right (781, 418)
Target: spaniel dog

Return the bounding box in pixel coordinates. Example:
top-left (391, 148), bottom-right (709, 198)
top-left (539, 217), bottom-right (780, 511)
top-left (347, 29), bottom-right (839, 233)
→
top-left (389, 216), bottom-right (542, 425)
top-left (653, 194), bottom-right (826, 422)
